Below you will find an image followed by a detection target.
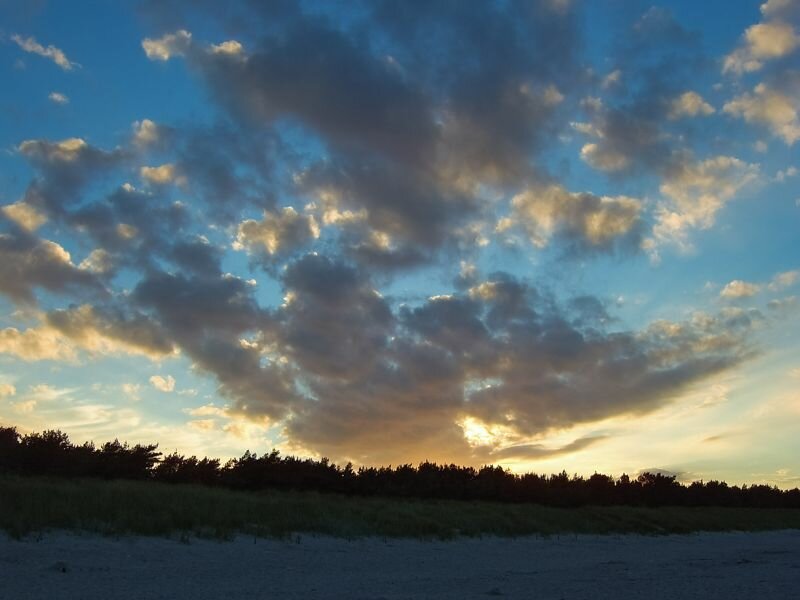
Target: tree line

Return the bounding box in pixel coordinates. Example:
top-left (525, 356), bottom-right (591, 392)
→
top-left (1, 426), bottom-right (798, 508)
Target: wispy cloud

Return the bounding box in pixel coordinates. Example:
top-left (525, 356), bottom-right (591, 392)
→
top-left (149, 375), bottom-right (176, 392)
top-left (11, 35), bottom-right (78, 70)
top-left (48, 92), bottom-right (69, 105)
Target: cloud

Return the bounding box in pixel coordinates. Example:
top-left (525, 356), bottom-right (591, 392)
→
top-left (767, 295), bottom-right (799, 314)
top-left (121, 383), bottom-right (141, 401)
top-left (0, 1), bottom-right (782, 466)
top-left (19, 138), bottom-right (91, 163)
top-left (135, 1), bottom-right (586, 266)
top-left (11, 35), bottom-right (77, 70)
top-left (233, 207), bottom-right (319, 258)
top-left (0, 325), bottom-right (77, 362)
top-left (573, 97), bottom-right (676, 175)
top-left (769, 270), bottom-right (800, 290)
top-left (277, 268), bottom-right (757, 463)
top-left (105, 249), bottom-right (746, 463)
top-left (602, 69), bottom-right (622, 89)
top-left (482, 434), bottom-right (607, 461)
top-left (724, 83), bottom-right (800, 145)
top-left (710, 270), bottom-right (798, 302)
top-left (142, 30), bottom-right (192, 61)
top-left (296, 158), bottom-right (474, 262)
top-left (724, 21), bottom-right (799, 75)
top-left (274, 254), bottom-right (394, 381)
top-left (720, 280), bottom-right (761, 299)
top-left (188, 419), bottom-right (216, 431)
top-left (191, 21), bottom-right (434, 164)
top-left (0, 234), bottom-right (103, 305)
top-left (0, 384), bottom-right (16, 398)
top-left (0, 303), bottom-right (175, 363)
top-left (580, 142), bottom-right (631, 172)
top-left (79, 249), bottom-right (115, 275)
top-left (650, 155), bottom-right (760, 252)
top-left (210, 40), bottom-right (244, 56)
top-left (761, 0), bottom-right (799, 18)
top-left (152, 121), bottom-right (281, 221)
top-left (1, 201), bottom-right (47, 232)
top-left (132, 119), bottom-right (167, 147)
top-left (45, 304), bottom-right (176, 359)
top-left (185, 11), bottom-right (550, 174)
top-left (504, 185), bottom-right (643, 254)
top-left (776, 166), bottom-right (798, 181)
top-left (48, 92), bottom-right (69, 105)
top-left (573, 8), bottom-right (705, 177)
top-left (140, 163), bottom-right (185, 186)
top-left (62, 183), bottom-right (194, 276)
top-left (16, 137), bottom-right (127, 218)
top-left (149, 375), bottom-right (176, 392)
top-left (132, 271), bottom-right (299, 420)
top-left (187, 404), bottom-right (229, 417)
top-left (1, 384), bottom-right (144, 442)
top-left (668, 91), bottom-right (715, 119)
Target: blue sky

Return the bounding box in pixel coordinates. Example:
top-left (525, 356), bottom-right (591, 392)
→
top-left (0, 0), bottom-right (798, 485)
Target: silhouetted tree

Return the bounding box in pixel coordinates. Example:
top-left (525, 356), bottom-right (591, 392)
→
top-left (1, 423), bottom-right (798, 509)
top-left (0, 426), bottom-right (20, 472)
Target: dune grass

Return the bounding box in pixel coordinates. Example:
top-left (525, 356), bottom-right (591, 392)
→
top-left (2, 475), bottom-right (800, 540)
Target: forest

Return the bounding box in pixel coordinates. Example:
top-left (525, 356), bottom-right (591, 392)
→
top-left (2, 426), bottom-right (798, 509)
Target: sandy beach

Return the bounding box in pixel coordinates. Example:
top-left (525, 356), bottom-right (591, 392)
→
top-left (1, 530), bottom-right (798, 599)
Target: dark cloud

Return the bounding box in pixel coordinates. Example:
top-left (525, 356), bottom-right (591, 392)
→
top-left (168, 122), bottom-right (285, 219)
top-left (372, 0), bottom-right (583, 185)
top-left (401, 295), bottom-right (495, 371)
top-left (297, 156), bottom-right (474, 253)
top-left (286, 335), bottom-right (470, 464)
top-left (0, 1), bottom-right (771, 468)
top-left (133, 271), bottom-right (266, 338)
top-left (169, 237), bottom-right (223, 277)
top-left (64, 184), bottom-right (193, 276)
top-left (577, 103), bottom-right (674, 174)
top-left (277, 254), bottom-right (393, 380)
top-left (0, 230), bottom-right (103, 305)
top-left (11, 136), bottom-right (215, 294)
top-left (574, 7), bottom-right (709, 177)
top-left (138, 0), bottom-right (604, 264)
top-left (484, 434), bottom-right (608, 462)
top-left (18, 138), bottom-right (128, 217)
top-left (45, 304), bottom-right (176, 357)
top-left (198, 20), bottom-right (437, 166)
top-left (569, 295), bottom-right (613, 327)
top-left (347, 238), bottom-right (428, 271)
top-left (462, 298), bottom-right (755, 436)
top-left (132, 271), bottom-right (298, 420)
top-left (269, 269), bottom-right (754, 463)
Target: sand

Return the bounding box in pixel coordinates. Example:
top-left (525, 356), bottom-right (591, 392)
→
top-left (1, 530), bottom-right (798, 599)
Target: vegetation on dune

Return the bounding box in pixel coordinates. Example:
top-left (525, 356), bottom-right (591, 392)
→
top-left (2, 425), bottom-right (800, 512)
top-left (3, 476), bottom-right (800, 540)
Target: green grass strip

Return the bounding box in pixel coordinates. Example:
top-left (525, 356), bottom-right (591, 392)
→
top-left (2, 476), bottom-right (800, 540)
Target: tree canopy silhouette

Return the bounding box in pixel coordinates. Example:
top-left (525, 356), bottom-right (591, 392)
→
top-left (1, 425), bottom-right (798, 509)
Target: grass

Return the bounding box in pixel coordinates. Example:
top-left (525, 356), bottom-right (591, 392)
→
top-left (2, 475), bottom-right (800, 540)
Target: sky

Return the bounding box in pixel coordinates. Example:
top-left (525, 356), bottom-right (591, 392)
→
top-left (0, 0), bottom-right (798, 486)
